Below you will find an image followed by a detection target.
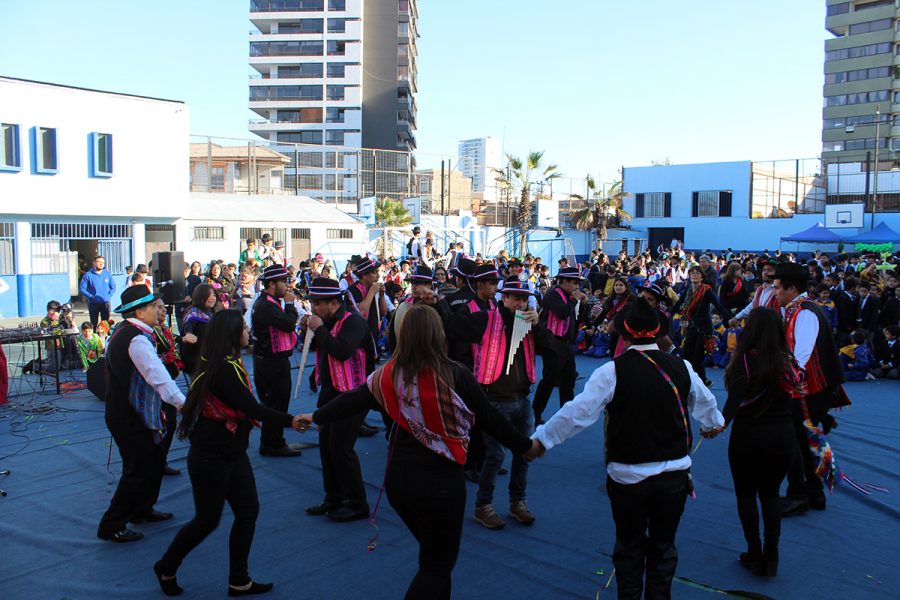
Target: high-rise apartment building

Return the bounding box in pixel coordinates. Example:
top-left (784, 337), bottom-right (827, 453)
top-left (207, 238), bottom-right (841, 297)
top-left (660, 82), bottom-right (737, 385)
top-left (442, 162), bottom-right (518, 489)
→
top-left (822, 0), bottom-right (898, 163)
top-left (458, 137), bottom-right (502, 202)
top-left (248, 0), bottom-right (418, 206)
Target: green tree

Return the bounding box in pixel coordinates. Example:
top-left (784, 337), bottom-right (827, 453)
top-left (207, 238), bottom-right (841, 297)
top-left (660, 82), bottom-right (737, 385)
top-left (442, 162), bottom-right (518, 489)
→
top-left (494, 151), bottom-right (561, 254)
top-left (572, 178), bottom-right (631, 251)
top-left (374, 197), bottom-right (412, 258)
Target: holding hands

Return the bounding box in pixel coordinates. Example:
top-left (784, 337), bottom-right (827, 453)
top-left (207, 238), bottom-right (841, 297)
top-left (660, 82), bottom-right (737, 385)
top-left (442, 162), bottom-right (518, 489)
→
top-left (700, 425), bottom-right (726, 439)
top-left (292, 413), bottom-right (315, 432)
top-left (524, 439), bottom-right (546, 461)
top-left (183, 333), bottom-right (198, 344)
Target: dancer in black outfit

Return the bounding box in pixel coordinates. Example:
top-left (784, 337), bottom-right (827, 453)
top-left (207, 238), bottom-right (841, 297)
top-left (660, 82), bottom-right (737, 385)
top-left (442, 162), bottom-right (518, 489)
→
top-left (717, 308), bottom-right (798, 577)
top-left (155, 310), bottom-right (303, 597)
top-left (671, 265), bottom-right (731, 386)
top-left (298, 305), bottom-right (536, 600)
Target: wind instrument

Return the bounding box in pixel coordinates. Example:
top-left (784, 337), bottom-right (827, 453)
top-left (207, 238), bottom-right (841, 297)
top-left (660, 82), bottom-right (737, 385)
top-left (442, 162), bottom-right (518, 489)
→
top-left (506, 310), bottom-right (534, 375)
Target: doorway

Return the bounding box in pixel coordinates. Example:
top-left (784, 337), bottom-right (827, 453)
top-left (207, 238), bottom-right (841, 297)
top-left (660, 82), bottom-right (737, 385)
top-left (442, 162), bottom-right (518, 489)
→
top-left (648, 227), bottom-right (684, 259)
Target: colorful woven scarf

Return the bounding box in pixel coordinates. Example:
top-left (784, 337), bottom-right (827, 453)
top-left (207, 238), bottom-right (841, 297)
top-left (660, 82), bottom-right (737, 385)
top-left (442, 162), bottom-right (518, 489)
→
top-left (196, 357), bottom-right (259, 436)
top-left (128, 329), bottom-right (165, 444)
top-left (682, 283), bottom-right (711, 322)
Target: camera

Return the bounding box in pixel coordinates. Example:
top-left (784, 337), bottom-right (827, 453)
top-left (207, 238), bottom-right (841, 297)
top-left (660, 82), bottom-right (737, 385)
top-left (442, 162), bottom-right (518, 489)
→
top-left (60, 303), bottom-right (73, 313)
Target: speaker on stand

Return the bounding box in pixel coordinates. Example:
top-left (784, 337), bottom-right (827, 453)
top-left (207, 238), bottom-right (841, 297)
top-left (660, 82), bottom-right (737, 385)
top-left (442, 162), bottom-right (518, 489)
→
top-left (153, 252), bottom-right (186, 329)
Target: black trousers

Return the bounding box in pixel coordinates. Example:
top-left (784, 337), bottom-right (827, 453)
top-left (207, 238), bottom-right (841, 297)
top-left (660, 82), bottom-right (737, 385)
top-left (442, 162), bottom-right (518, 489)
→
top-left (606, 470), bottom-right (689, 600)
top-left (162, 403), bottom-right (177, 464)
top-left (98, 427), bottom-right (165, 535)
top-left (532, 343), bottom-right (576, 420)
top-left (88, 302), bottom-right (110, 329)
top-left (682, 328), bottom-right (707, 383)
top-left (318, 406), bottom-right (368, 509)
top-left (728, 420), bottom-right (794, 552)
top-left (387, 466), bottom-right (466, 600)
top-left (253, 355), bottom-right (291, 449)
top-left (786, 390), bottom-right (830, 501)
top-left (159, 449), bottom-right (260, 585)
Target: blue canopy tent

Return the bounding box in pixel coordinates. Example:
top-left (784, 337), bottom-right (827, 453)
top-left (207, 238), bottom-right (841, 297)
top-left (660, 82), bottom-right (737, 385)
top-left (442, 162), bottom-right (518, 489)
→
top-left (841, 222), bottom-right (900, 244)
top-left (779, 222), bottom-right (844, 253)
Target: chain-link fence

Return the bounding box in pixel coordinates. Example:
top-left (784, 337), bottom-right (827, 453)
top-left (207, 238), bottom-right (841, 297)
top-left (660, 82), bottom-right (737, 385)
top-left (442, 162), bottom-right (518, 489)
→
top-left (189, 135), bottom-right (415, 210)
top-left (749, 158), bottom-right (826, 218)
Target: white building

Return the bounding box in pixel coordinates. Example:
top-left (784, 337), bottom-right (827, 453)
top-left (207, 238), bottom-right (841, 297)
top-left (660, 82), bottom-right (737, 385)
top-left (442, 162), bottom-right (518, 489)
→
top-left (0, 77), bottom-right (367, 318)
top-left (458, 136), bottom-right (501, 202)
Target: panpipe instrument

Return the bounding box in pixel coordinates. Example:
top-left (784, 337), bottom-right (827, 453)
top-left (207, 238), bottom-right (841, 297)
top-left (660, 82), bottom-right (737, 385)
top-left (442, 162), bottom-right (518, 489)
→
top-left (292, 326), bottom-right (314, 402)
top-left (505, 310), bottom-right (534, 375)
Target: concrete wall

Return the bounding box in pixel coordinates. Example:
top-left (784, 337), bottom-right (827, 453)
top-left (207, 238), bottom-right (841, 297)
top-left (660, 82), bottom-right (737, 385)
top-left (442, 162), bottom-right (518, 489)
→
top-left (0, 276), bottom-right (18, 319)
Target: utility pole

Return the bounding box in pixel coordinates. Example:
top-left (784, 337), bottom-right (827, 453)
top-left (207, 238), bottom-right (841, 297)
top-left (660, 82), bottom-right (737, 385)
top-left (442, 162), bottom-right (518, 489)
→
top-left (872, 104), bottom-right (880, 229)
top-left (440, 159), bottom-right (445, 216)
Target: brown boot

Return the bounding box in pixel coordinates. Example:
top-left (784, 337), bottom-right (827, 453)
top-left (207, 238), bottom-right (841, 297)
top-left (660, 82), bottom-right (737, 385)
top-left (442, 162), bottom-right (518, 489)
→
top-left (509, 501), bottom-right (535, 525)
top-left (474, 504), bottom-right (506, 530)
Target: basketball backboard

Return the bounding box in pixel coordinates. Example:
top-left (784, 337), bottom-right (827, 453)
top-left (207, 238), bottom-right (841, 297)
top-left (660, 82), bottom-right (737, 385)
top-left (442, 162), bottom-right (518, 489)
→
top-left (824, 203), bottom-right (864, 229)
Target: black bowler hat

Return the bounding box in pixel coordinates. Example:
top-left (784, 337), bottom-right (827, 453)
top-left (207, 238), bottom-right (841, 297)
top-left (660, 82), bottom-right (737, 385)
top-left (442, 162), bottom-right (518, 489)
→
top-left (472, 263), bottom-right (501, 282)
top-left (556, 266), bottom-right (583, 280)
top-left (500, 278), bottom-right (533, 296)
top-left (451, 256), bottom-right (476, 279)
top-left (259, 264), bottom-right (291, 282)
top-left (773, 262), bottom-right (810, 284)
top-left (114, 286), bottom-right (159, 313)
top-left (407, 265), bottom-right (433, 285)
top-left (614, 297), bottom-right (661, 343)
top-left (636, 282), bottom-right (666, 300)
top-left (354, 257), bottom-right (380, 276)
top-left (307, 277), bottom-right (344, 300)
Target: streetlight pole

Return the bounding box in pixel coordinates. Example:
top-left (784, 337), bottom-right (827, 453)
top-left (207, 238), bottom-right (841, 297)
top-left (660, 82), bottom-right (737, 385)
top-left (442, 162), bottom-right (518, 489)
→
top-left (872, 104), bottom-right (880, 230)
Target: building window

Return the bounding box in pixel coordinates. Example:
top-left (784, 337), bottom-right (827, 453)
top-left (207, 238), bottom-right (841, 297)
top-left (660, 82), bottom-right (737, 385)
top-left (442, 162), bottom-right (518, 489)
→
top-left (326, 228), bottom-right (353, 239)
top-left (326, 63), bottom-right (346, 78)
top-left (634, 192), bottom-right (671, 218)
top-left (825, 66), bottom-right (891, 84)
top-left (210, 166), bottom-right (226, 190)
top-left (326, 85), bottom-right (346, 100)
top-left (278, 64), bottom-right (324, 79)
top-left (824, 113), bottom-right (889, 129)
top-left (399, 22), bottom-right (409, 36)
top-left (825, 89), bottom-right (889, 107)
top-left (826, 2), bottom-right (850, 15)
top-left (856, 0), bottom-right (894, 11)
top-left (325, 130), bottom-right (358, 145)
top-left (192, 226), bottom-right (225, 241)
top-left (0, 222), bottom-right (15, 275)
top-left (31, 126), bottom-right (58, 174)
top-left (328, 0), bottom-right (346, 9)
top-left (278, 19), bottom-right (324, 34)
top-left (327, 18), bottom-right (346, 33)
top-left (277, 131), bottom-right (323, 144)
top-left (327, 40), bottom-right (346, 56)
top-left (692, 191), bottom-right (732, 217)
top-left (848, 18), bottom-right (893, 35)
top-left (90, 132), bottom-right (113, 177)
top-left (251, 0), bottom-right (323, 11)
top-left (250, 40), bottom-right (324, 56)
top-left (291, 228), bottom-right (311, 239)
top-left (1, 123), bottom-right (21, 171)
top-left (250, 85), bottom-right (323, 101)
top-left (826, 41), bottom-right (892, 61)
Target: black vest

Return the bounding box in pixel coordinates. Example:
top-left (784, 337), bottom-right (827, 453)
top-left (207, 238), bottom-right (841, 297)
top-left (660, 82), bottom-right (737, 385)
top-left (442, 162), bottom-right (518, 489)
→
top-left (104, 322), bottom-right (146, 436)
top-left (800, 300), bottom-right (846, 387)
top-left (605, 350), bottom-right (693, 465)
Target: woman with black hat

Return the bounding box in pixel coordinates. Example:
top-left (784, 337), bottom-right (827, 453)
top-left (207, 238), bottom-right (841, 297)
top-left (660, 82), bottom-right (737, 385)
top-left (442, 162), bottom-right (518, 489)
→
top-left (303, 277), bottom-right (374, 522)
top-left (530, 297), bottom-right (725, 599)
top-left (532, 266), bottom-right (589, 424)
top-left (154, 309), bottom-right (304, 597)
top-left (593, 276), bottom-right (634, 358)
top-left (671, 265), bottom-right (732, 386)
top-left (97, 286), bottom-right (186, 544)
top-left (251, 265), bottom-right (302, 458)
top-left (635, 282), bottom-right (673, 352)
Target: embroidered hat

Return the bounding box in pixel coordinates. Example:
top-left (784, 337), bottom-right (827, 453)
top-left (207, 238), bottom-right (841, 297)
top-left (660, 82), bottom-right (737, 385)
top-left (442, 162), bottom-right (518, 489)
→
top-left (259, 265), bottom-right (291, 282)
top-left (450, 256), bottom-right (476, 279)
top-left (615, 297), bottom-right (661, 343)
top-left (407, 265), bottom-right (434, 285)
top-left (500, 278), bottom-right (533, 296)
top-left (636, 282), bottom-right (666, 300)
top-left (472, 263), bottom-right (501, 282)
top-left (556, 266), bottom-right (583, 280)
top-left (354, 257), bottom-right (380, 276)
top-left (773, 262), bottom-right (810, 284)
top-left (307, 277), bottom-right (344, 299)
top-left (113, 286), bottom-right (159, 313)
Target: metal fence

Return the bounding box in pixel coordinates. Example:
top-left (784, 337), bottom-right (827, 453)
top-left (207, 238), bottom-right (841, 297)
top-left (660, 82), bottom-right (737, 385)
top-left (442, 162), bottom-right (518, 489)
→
top-left (190, 135), bottom-right (415, 209)
top-left (749, 158), bottom-right (826, 219)
top-left (822, 152), bottom-right (900, 213)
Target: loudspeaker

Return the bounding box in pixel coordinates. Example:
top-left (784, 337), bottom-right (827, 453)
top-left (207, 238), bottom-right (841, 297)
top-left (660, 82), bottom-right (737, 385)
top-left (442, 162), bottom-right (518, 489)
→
top-left (152, 251), bottom-right (186, 305)
top-left (86, 357), bottom-right (107, 401)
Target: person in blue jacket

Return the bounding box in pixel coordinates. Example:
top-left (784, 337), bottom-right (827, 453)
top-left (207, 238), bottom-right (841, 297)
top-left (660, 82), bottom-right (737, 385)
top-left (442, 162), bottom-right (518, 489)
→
top-left (80, 255), bottom-right (116, 328)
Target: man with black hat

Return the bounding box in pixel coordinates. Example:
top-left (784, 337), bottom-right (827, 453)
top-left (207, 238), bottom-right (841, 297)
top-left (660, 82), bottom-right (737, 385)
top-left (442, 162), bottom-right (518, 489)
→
top-left (529, 298), bottom-right (725, 599)
top-left (532, 266), bottom-right (589, 425)
top-left (407, 226), bottom-right (423, 266)
top-left (304, 277), bottom-right (374, 522)
top-left (635, 282), bottom-right (673, 351)
top-left (346, 256), bottom-right (386, 352)
top-left (729, 258), bottom-right (780, 328)
top-left (388, 265), bottom-right (448, 348)
top-left (772, 262), bottom-right (847, 516)
top-left (98, 286), bottom-right (186, 543)
top-left (452, 278), bottom-right (549, 530)
top-left (444, 256), bottom-right (477, 313)
top-left (450, 263), bottom-right (502, 368)
top-left (251, 265), bottom-right (303, 457)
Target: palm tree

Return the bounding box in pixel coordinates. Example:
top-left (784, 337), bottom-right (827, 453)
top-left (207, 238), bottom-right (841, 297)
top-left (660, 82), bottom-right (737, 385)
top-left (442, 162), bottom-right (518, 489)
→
top-left (374, 197), bottom-right (412, 259)
top-left (494, 151), bottom-right (560, 254)
top-left (572, 179), bottom-right (631, 251)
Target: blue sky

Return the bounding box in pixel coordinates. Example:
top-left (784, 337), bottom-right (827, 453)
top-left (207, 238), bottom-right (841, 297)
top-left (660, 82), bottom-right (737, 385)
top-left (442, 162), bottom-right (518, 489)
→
top-left (0, 0), bottom-right (825, 183)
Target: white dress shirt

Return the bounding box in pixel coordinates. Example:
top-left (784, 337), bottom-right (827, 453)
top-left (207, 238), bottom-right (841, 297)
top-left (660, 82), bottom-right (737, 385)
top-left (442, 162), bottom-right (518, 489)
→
top-left (125, 318), bottom-right (185, 409)
top-left (734, 284), bottom-right (775, 321)
top-left (783, 294), bottom-right (819, 369)
top-left (533, 343), bottom-right (724, 484)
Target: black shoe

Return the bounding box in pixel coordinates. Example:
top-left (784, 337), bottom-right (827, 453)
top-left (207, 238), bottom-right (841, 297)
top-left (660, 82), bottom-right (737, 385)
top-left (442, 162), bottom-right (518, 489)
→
top-left (498, 467), bottom-right (508, 476)
top-left (162, 463), bottom-right (181, 476)
top-left (228, 581), bottom-right (274, 596)
top-left (131, 509), bottom-right (174, 523)
top-left (821, 414), bottom-right (837, 434)
top-left (305, 500), bottom-right (340, 516)
top-left (808, 493), bottom-right (827, 511)
top-left (780, 497), bottom-right (809, 517)
top-left (463, 468), bottom-right (480, 483)
top-left (703, 378), bottom-right (713, 388)
top-left (358, 423), bottom-right (379, 437)
top-left (153, 561), bottom-right (184, 596)
top-left (326, 505), bottom-right (370, 523)
top-left (259, 444), bottom-right (302, 457)
top-left (97, 527), bottom-right (144, 543)
top-left (763, 546), bottom-right (779, 577)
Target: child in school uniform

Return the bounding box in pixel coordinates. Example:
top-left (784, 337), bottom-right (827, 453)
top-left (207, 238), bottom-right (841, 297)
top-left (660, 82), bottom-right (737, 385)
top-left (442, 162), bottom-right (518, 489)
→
top-left (840, 329), bottom-right (875, 381)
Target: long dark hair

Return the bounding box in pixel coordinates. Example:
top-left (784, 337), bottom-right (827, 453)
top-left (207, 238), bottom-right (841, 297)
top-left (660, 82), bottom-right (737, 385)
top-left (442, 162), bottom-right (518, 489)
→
top-left (177, 309), bottom-right (245, 439)
top-left (725, 308), bottom-right (791, 411)
top-left (393, 304), bottom-right (456, 387)
top-left (191, 283), bottom-right (214, 310)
